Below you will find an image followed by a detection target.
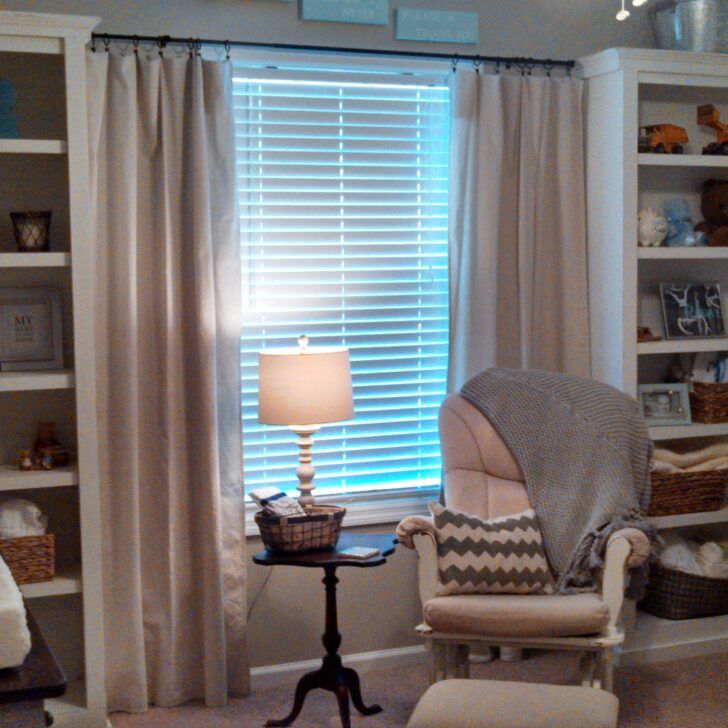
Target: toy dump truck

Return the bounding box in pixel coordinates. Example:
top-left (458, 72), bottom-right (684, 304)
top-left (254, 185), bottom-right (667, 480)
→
top-left (697, 104), bottom-right (728, 155)
top-left (638, 124), bottom-right (688, 154)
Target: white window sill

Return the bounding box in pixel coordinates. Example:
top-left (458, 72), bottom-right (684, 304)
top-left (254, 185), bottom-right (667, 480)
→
top-left (245, 486), bottom-right (438, 536)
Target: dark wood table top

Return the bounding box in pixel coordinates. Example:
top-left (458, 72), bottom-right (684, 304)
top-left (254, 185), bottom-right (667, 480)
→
top-left (253, 532), bottom-right (397, 568)
top-left (0, 606), bottom-right (66, 704)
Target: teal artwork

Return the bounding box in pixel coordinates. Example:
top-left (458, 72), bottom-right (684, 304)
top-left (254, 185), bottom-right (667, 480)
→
top-left (0, 79), bottom-right (19, 139)
top-left (300, 0), bottom-right (389, 26)
top-left (395, 8), bottom-right (479, 44)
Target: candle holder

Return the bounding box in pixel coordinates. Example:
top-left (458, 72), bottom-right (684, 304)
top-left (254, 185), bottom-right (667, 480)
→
top-left (10, 211), bottom-right (52, 252)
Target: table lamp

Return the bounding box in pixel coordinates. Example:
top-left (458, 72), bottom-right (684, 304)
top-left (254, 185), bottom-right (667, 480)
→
top-left (257, 335), bottom-right (354, 506)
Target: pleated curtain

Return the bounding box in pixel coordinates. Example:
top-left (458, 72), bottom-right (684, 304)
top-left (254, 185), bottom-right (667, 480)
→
top-left (447, 70), bottom-right (591, 391)
top-left (86, 51), bottom-right (249, 711)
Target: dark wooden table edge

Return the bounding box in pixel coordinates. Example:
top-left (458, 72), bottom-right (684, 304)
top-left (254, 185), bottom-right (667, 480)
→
top-left (253, 533), bottom-right (399, 568)
top-left (0, 604), bottom-right (66, 705)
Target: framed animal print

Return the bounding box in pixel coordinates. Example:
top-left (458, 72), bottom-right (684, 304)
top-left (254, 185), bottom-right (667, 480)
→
top-left (659, 282), bottom-right (726, 339)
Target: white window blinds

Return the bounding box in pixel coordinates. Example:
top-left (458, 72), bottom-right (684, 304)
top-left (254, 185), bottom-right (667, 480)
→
top-left (234, 60), bottom-right (450, 498)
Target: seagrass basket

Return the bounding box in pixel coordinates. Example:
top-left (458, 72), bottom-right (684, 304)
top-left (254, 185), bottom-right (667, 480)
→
top-left (0, 533), bottom-right (55, 584)
top-left (255, 505), bottom-right (345, 555)
top-left (689, 381), bottom-right (728, 423)
top-left (639, 562), bottom-right (728, 620)
top-left (648, 470), bottom-right (727, 516)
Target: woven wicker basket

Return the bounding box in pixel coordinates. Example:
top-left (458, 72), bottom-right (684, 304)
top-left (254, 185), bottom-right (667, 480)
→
top-left (689, 381), bottom-right (728, 423)
top-left (648, 470), bottom-right (727, 516)
top-left (639, 562), bottom-right (728, 620)
top-left (0, 533), bottom-right (55, 584)
top-left (255, 505), bottom-right (345, 555)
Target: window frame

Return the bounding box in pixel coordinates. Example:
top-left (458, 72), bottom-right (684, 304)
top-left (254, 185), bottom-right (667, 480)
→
top-left (231, 48), bottom-right (450, 529)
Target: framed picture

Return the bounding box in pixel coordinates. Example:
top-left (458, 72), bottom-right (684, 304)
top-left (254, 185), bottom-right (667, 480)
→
top-left (0, 287), bottom-right (63, 371)
top-left (659, 282), bottom-right (726, 339)
top-left (637, 383), bottom-right (692, 427)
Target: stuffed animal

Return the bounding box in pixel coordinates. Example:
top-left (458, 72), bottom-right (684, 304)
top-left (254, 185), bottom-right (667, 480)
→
top-left (663, 198), bottom-right (707, 247)
top-left (638, 208), bottom-right (668, 246)
top-left (695, 179), bottom-right (728, 246)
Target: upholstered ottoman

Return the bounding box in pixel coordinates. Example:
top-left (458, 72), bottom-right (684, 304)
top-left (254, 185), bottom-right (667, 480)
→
top-left (407, 679), bottom-right (618, 728)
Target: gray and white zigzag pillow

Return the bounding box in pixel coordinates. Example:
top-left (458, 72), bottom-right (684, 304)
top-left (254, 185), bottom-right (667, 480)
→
top-left (429, 502), bottom-right (553, 596)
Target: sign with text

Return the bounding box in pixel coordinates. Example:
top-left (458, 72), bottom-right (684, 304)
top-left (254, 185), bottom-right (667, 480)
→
top-left (395, 8), bottom-right (479, 44)
top-left (300, 0), bottom-right (389, 26)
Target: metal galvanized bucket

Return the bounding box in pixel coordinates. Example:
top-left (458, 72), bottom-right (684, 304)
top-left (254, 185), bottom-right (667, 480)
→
top-left (651, 0), bottom-right (728, 52)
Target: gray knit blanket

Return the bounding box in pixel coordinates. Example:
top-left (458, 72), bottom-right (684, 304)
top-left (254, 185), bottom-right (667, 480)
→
top-left (460, 368), bottom-right (655, 597)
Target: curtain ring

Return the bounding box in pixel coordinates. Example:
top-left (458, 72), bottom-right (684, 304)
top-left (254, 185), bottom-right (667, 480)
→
top-left (103, 35), bottom-right (111, 53)
top-left (543, 60), bottom-right (554, 78)
top-left (516, 59), bottom-right (527, 77)
top-left (158, 35), bottom-right (169, 58)
top-left (495, 60), bottom-right (500, 75)
top-left (90, 35), bottom-right (96, 53)
top-left (224, 40), bottom-right (231, 62)
top-left (187, 38), bottom-right (195, 58)
top-left (133, 35), bottom-right (140, 56)
top-left (472, 55), bottom-right (482, 74)
top-left (451, 54), bottom-right (459, 73)
top-left (195, 39), bottom-right (203, 57)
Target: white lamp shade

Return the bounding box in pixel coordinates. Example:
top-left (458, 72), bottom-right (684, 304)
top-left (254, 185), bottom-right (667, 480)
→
top-left (257, 347), bottom-right (354, 426)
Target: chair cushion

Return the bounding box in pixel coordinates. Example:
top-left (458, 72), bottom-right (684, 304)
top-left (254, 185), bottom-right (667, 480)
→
top-left (430, 502), bottom-right (552, 596)
top-left (424, 592), bottom-right (610, 637)
top-left (406, 679), bottom-right (619, 728)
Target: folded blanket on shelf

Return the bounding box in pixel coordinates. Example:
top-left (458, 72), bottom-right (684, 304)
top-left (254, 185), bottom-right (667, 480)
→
top-left (652, 441), bottom-right (728, 469)
top-left (0, 554), bottom-right (31, 670)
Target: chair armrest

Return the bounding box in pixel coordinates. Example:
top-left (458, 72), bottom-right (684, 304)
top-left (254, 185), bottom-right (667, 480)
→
top-left (396, 515), bottom-right (436, 549)
top-left (610, 527), bottom-right (650, 568)
top-left (600, 532), bottom-right (635, 641)
top-left (396, 516), bottom-right (439, 606)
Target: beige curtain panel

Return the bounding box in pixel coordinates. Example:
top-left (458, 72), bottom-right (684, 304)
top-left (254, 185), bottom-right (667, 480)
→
top-left (447, 70), bottom-right (590, 391)
top-left (87, 51), bottom-right (248, 711)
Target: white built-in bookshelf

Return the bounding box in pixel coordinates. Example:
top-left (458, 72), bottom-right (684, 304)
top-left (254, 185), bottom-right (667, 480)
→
top-left (0, 11), bottom-right (107, 727)
top-left (578, 48), bottom-right (728, 666)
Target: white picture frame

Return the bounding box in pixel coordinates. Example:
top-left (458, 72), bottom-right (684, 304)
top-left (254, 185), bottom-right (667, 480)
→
top-left (0, 287), bottom-right (63, 371)
top-left (637, 383), bottom-right (692, 427)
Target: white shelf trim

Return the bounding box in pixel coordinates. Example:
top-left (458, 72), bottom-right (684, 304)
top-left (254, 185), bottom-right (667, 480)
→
top-left (19, 563), bottom-right (82, 599)
top-left (649, 506), bottom-right (728, 530)
top-left (0, 369), bottom-right (75, 392)
top-left (0, 464), bottom-right (79, 491)
top-left (649, 423), bottom-right (728, 441)
top-left (0, 252), bottom-right (71, 267)
top-left (0, 139), bottom-right (67, 154)
top-left (638, 247), bottom-right (728, 260)
top-left (638, 153), bottom-right (728, 168)
top-left (638, 339), bottom-right (728, 354)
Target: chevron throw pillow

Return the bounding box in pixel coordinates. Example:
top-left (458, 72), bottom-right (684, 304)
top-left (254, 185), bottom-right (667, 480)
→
top-left (429, 502), bottom-right (553, 596)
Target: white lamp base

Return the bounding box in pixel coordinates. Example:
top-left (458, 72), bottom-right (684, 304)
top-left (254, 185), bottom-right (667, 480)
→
top-left (291, 424), bottom-right (320, 507)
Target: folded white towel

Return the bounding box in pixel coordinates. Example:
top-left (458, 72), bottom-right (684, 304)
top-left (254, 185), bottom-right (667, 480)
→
top-left (0, 497), bottom-right (47, 539)
top-left (0, 554), bottom-right (31, 669)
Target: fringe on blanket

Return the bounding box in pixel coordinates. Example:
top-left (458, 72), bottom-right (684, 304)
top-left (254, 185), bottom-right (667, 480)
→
top-left (559, 509), bottom-right (657, 601)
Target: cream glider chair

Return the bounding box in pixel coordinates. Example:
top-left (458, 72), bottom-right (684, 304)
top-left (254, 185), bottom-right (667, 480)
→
top-left (397, 393), bottom-right (651, 692)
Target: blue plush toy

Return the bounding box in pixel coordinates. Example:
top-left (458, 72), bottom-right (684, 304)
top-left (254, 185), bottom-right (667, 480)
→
top-left (663, 198), bottom-right (707, 247)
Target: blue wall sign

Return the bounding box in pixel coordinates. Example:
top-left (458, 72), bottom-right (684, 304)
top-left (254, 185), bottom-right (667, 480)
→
top-left (300, 0), bottom-right (390, 26)
top-left (395, 8), bottom-right (480, 44)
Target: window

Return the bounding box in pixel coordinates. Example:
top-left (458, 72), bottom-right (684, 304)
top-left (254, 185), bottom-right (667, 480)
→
top-left (234, 57), bottom-right (450, 501)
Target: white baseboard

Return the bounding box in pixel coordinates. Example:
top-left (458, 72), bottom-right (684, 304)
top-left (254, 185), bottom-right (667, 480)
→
top-left (620, 637), bottom-right (728, 667)
top-left (251, 644), bottom-right (427, 691)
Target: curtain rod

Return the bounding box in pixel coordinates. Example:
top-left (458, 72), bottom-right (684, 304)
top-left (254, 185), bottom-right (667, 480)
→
top-left (91, 33), bottom-right (575, 73)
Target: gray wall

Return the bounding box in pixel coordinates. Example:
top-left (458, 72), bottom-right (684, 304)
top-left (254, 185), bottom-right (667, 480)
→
top-left (6, 0), bottom-right (655, 673)
top-left (7, 1), bottom-right (655, 60)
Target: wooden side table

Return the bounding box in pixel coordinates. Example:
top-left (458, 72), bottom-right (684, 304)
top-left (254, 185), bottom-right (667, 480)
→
top-left (253, 532), bottom-right (397, 728)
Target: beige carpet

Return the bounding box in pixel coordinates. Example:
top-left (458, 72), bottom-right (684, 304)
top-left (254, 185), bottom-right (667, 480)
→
top-left (109, 650), bottom-right (728, 727)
